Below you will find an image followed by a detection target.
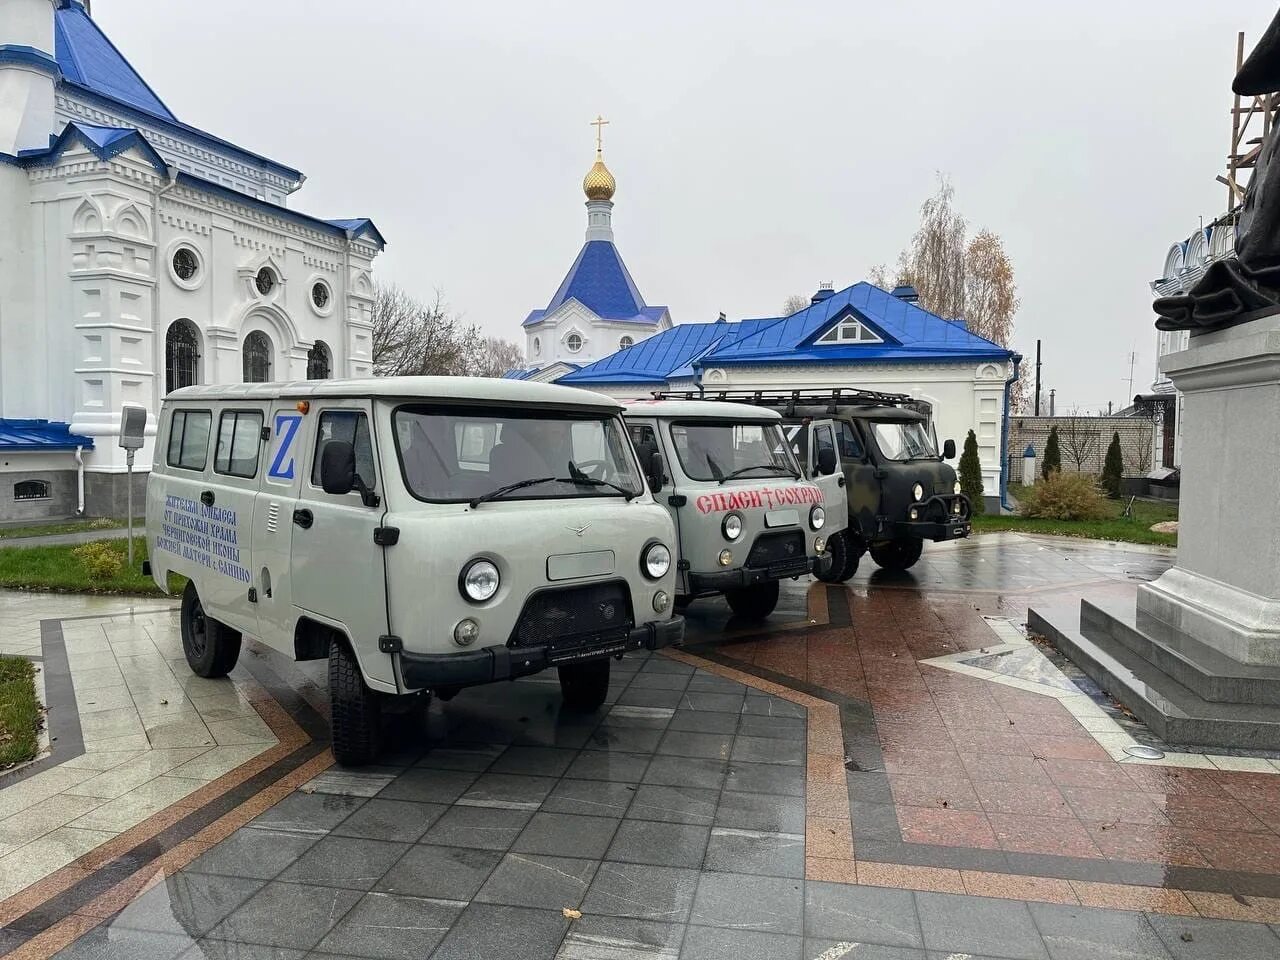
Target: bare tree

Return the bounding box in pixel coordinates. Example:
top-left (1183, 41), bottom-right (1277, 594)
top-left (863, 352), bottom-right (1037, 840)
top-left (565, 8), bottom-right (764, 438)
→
top-left (1057, 412), bottom-right (1101, 472)
top-left (900, 176), bottom-right (968, 321)
top-left (867, 262), bottom-right (912, 290)
top-left (964, 229), bottom-right (1019, 347)
top-left (370, 282), bottom-right (477, 377)
top-left (782, 294), bottom-right (810, 316)
top-left (1119, 422), bottom-right (1155, 475)
top-left (468, 336), bottom-right (526, 378)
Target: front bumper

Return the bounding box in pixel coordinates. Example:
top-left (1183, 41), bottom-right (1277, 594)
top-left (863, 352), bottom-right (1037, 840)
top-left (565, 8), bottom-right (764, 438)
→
top-left (891, 518), bottom-right (972, 541)
top-left (399, 616), bottom-right (685, 690)
top-left (687, 557), bottom-right (815, 594)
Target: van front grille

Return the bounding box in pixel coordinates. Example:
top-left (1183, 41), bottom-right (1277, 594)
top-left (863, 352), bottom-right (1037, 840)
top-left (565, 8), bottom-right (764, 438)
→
top-left (745, 530), bottom-right (805, 570)
top-left (509, 580), bottom-right (634, 653)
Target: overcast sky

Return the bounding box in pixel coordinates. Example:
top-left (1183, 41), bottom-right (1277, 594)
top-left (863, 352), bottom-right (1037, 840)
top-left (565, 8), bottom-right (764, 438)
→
top-left (98, 0), bottom-right (1277, 410)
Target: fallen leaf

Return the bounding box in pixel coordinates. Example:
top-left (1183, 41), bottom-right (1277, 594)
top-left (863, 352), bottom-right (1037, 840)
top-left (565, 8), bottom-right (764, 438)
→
top-left (562, 908), bottom-right (582, 920)
top-left (159, 699), bottom-right (168, 705)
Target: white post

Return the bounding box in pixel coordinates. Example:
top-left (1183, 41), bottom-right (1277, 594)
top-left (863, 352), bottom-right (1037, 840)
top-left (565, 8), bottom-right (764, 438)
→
top-left (1022, 444), bottom-right (1037, 486)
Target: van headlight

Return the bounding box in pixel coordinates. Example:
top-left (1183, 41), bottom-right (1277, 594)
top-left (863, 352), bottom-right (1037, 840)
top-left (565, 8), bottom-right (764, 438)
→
top-left (954, 480), bottom-right (962, 495)
top-left (460, 559), bottom-right (500, 602)
top-left (722, 513), bottom-right (744, 541)
top-left (809, 505), bottom-right (825, 530)
top-left (912, 482), bottom-right (924, 501)
top-left (642, 542), bottom-right (671, 580)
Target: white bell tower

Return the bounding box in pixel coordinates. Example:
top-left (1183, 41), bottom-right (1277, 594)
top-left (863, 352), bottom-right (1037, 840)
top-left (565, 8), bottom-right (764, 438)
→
top-left (0, 0), bottom-right (59, 155)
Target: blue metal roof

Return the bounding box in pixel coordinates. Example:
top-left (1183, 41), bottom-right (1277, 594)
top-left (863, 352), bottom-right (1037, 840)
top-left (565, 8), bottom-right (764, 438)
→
top-left (51, 1), bottom-right (304, 186)
top-left (526, 241), bottom-right (667, 326)
top-left (325, 218), bottom-right (388, 248)
top-left (55, 1), bottom-right (174, 120)
top-left (702, 282), bottom-right (1013, 366)
top-left (0, 420), bottom-right (93, 451)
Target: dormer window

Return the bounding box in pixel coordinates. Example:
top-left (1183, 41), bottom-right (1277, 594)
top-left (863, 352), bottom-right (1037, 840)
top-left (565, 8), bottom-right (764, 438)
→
top-left (255, 267), bottom-right (277, 297)
top-left (619, 336), bottom-right (634, 350)
top-left (566, 333), bottom-right (583, 353)
top-left (816, 317), bottom-right (882, 345)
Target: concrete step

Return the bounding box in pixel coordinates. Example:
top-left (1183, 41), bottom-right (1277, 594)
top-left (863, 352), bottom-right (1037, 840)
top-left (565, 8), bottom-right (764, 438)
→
top-left (1029, 602), bottom-right (1280, 750)
top-left (1080, 597), bottom-right (1280, 706)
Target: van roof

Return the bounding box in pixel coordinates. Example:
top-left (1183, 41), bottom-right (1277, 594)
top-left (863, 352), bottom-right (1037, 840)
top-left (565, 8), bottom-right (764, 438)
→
top-left (620, 399), bottom-right (783, 422)
top-left (165, 376), bottom-right (624, 410)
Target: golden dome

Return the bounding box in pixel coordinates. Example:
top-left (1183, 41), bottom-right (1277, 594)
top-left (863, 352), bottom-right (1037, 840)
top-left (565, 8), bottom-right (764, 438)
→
top-left (583, 152), bottom-right (616, 202)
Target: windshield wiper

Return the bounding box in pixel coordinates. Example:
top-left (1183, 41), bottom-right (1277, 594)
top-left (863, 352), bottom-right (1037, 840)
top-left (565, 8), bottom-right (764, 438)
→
top-left (718, 463), bottom-right (800, 483)
top-left (567, 461), bottom-right (641, 500)
top-left (468, 476), bottom-right (557, 508)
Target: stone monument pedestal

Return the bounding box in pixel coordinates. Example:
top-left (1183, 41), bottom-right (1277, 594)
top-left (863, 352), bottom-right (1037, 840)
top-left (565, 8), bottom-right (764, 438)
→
top-left (1030, 310), bottom-right (1280, 748)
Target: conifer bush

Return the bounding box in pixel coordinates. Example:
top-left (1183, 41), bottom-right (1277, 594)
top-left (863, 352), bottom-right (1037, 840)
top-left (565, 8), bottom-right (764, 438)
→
top-left (1041, 426), bottom-right (1061, 479)
top-left (958, 429), bottom-right (985, 515)
top-left (1101, 431), bottom-right (1123, 499)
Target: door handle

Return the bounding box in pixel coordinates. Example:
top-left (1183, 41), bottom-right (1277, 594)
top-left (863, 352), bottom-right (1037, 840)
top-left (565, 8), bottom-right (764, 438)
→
top-left (200, 490), bottom-right (215, 506)
top-left (292, 508), bottom-right (314, 529)
top-left (838, 476), bottom-right (846, 487)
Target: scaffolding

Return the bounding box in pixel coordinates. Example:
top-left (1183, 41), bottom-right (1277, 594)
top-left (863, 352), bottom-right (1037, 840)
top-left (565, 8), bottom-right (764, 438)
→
top-left (1222, 31), bottom-right (1280, 213)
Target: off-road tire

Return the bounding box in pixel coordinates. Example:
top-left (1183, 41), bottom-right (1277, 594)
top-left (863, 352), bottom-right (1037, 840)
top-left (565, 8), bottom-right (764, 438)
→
top-left (814, 531), bottom-right (850, 583)
top-left (329, 638), bottom-right (382, 766)
top-left (725, 580), bottom-right (780, 620)
top-left (559, 658), bottom-right (610, 711)
top-left (869, 537), bottom-right (924, 572)
top-left (837, 536), bottom-right (861, 582)
top-left (180, 582), bottom-right (241, 678)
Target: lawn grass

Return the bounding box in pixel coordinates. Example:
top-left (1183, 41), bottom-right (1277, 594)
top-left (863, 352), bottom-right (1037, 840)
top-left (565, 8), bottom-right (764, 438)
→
top-left (0, 655), bottom-right (41, 769)
top-left (972, 484), bottom-right (1178, 548)
top-left (0, 537), bottom-right (184, 596)
top-left (0, 518), bottom-right (123, 540)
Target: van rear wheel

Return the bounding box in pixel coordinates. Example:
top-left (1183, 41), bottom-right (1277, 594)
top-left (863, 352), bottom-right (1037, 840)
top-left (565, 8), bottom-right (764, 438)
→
top-left (329, 638), bottom-right (382, 766)
top-left (180, 582), bottom-right (241, 678)
top-left (725, 580), bottom-right (780, 620)
top-left (559, 659), bottom-right (610, 711)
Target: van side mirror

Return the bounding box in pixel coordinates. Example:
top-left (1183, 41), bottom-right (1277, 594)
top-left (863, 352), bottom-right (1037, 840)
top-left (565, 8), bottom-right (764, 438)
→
top-left (816, 447), bottom-right (838, 476)
top-left (646, 451), bottom-right (665, 494)
top-left (943, 439), bottom-right (956, 460)
top-left (320, 441), bottom-right (357, 495)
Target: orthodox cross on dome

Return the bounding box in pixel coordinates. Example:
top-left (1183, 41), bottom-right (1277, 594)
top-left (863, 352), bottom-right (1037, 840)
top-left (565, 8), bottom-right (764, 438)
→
top-left (590, 114), bottom-right (609, 154)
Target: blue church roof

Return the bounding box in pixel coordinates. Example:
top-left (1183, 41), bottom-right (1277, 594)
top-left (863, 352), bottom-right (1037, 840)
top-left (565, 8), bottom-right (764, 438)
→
top-left (526, 241), bottom-right (667, 326)
top-left (54, 0), bottom-right (175, 120)
top-left (561, 282), bottom-right (1014, 387)
top-left (703, 282), bottom-right (1013, 366)
top-left (0, 420), bottom-right (93, 451)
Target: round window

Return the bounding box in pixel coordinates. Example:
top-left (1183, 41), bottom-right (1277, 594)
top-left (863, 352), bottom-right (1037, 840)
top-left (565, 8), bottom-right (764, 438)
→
top-left (566, 333), bottom-right (582, 353)
top-left (533, 337), bottom-right (541, 355)
top-left (172, 248), bottom-right (199, 282)
top-left (619, 335), bottom-right (634, 349)
top-left (312, 282), bottom-right (330, 310)
top-left (255, 267), bottom-right (276, 296)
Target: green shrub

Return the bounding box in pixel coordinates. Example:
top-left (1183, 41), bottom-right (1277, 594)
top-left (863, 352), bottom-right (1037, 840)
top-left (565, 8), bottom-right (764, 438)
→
top-left (72, 541), bottom-right (124, 581)
top-left (1101, 431), bottom-right (1123, 498)
top-left (1042, 426), bottom-right (1061, 479)
top-left (958, 429), bottom-right (985, 515)
top-left (1020, 470), bottom-right (1108, 521)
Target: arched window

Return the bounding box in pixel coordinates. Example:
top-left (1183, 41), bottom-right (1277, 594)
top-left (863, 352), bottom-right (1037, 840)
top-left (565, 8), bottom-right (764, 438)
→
top-left (533, 337), bottom-right (541, 356)
top-left (307, 341), bottom-right (332, 380)
top-left (243, 331), bottom-right (273, 382)
top-left (619, 336), bottom-right (634, 350)
top-left (14, 479), bottom-right (50, 501)
top-left (165, 320), bottom-right (201, 394)
top-left (566, 333), bottom-right (583, 353)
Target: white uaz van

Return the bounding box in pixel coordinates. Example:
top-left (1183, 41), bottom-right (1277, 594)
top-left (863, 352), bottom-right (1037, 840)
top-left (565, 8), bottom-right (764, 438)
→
top-left (622, 400), bottom-right (839, 620)
top-left (147, 378), bottom-right (684, 765)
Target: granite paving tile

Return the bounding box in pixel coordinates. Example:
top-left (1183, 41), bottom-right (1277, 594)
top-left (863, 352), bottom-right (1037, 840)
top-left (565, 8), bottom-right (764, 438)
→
top-left (429, 903), bottom-right (570, 960)
top-left (688, 871), bottom-right (803, 934)
top-left (581, 862), bottom-right (699, 922)
top-left (419, 804), bottom-right (534, 850)
top-left (1147, 914), bottom-right (1280, 960)
top-left (626, 784), bottom-right (719, 825)
top-left (606, 819), bottom-right (710, 868)
top-left (1028, 902), bottom-right (1172, 960)
top-left (473, 852), bottom-right (598, 908)
top-left (311, 891), bottom-right (462, 960)
top-left (703, 827), bottom-right (805, 877)
top-left (915, 891), bottom-right (1049, 959)
top-left (184, 827), bottom-right (321, 880)
top-left (542, 778), bottom-right (640, 818)
top-left (375, 844), bottom-right (502, 899)
top-left (513, 810), bottom-right (621, 859)
top-left (679, 926), bottom-right (801, 960)
top-left (205, 881), bottom-right (362, 950)
top-left (330, 797), bottom-right (447, 843)
top-left (555, 915), bottom-right (683, 960)
top-left (109, 873), bottom-right (265, 938)
top-left (275, 835), bottom-right (410, 890)
top-left (803, 881), bottom-right (922, 947)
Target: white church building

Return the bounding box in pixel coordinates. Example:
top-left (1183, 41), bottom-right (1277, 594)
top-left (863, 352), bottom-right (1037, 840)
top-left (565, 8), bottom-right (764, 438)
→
top-left (0, 0), bottom-right (383, 520)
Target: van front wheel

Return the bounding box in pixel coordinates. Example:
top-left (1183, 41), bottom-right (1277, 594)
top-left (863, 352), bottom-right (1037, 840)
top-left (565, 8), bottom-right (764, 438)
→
top-left (180, 582), bottom-right (241, 678)
top-left (559, 659), bottom-right (610, 711)
top-left (725, 580), bottom-right (780, 620)
top-left (329, 638), bottom-right (382, 766)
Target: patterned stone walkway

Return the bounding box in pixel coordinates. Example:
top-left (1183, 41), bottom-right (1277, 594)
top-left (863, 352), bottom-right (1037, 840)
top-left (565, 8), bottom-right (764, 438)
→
top-left (1, 533), bottom-right (1279, 958)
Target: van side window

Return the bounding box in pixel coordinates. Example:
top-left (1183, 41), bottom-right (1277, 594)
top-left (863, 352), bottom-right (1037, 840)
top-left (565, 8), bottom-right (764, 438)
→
top-left (313, 411), bottom-right (377, 491)
top-left (838, 421), bottom-right (865, 459)
top-left (167, 410), bottom-right (212, 471)
top-left (814, 424), bottom-right (836, 465)
top-left (214, 410), bottom-right (264, 478)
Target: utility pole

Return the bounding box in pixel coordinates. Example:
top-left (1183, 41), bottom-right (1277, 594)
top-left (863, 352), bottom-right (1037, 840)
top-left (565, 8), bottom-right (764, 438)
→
top-left (1125, 351), bottom-right (1138, 404)
top-left (1049, 389), bottom-right (1056, 418)
top-left (1108, 400), bottom-right (1113, 416)
top-left (1034, 339), bottom-right (1042, 416)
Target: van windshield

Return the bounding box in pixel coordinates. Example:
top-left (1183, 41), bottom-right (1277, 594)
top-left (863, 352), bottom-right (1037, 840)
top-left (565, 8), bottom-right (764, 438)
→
top-left (871, 420), bottom-right (937, 461)
top-left (669, 421), bottom-right (800, 482)
top-left (394, 405), bottom-right (642, 503)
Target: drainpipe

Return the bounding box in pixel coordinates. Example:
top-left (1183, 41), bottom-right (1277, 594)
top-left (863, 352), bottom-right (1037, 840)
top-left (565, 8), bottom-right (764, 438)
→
top-left (999, 354), bottom-right (1022, 512)
top-left (74, 445), bottom-right (85, 515)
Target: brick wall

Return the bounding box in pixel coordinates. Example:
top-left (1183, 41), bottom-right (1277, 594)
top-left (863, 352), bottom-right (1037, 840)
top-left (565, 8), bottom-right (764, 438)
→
top-left (1008, 415), bottom-right (1156, 481)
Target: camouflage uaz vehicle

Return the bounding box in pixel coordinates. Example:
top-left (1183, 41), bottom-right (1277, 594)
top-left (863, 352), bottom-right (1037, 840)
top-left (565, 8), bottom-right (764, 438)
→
top-left (659, 390), bottom-right (971, 580)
